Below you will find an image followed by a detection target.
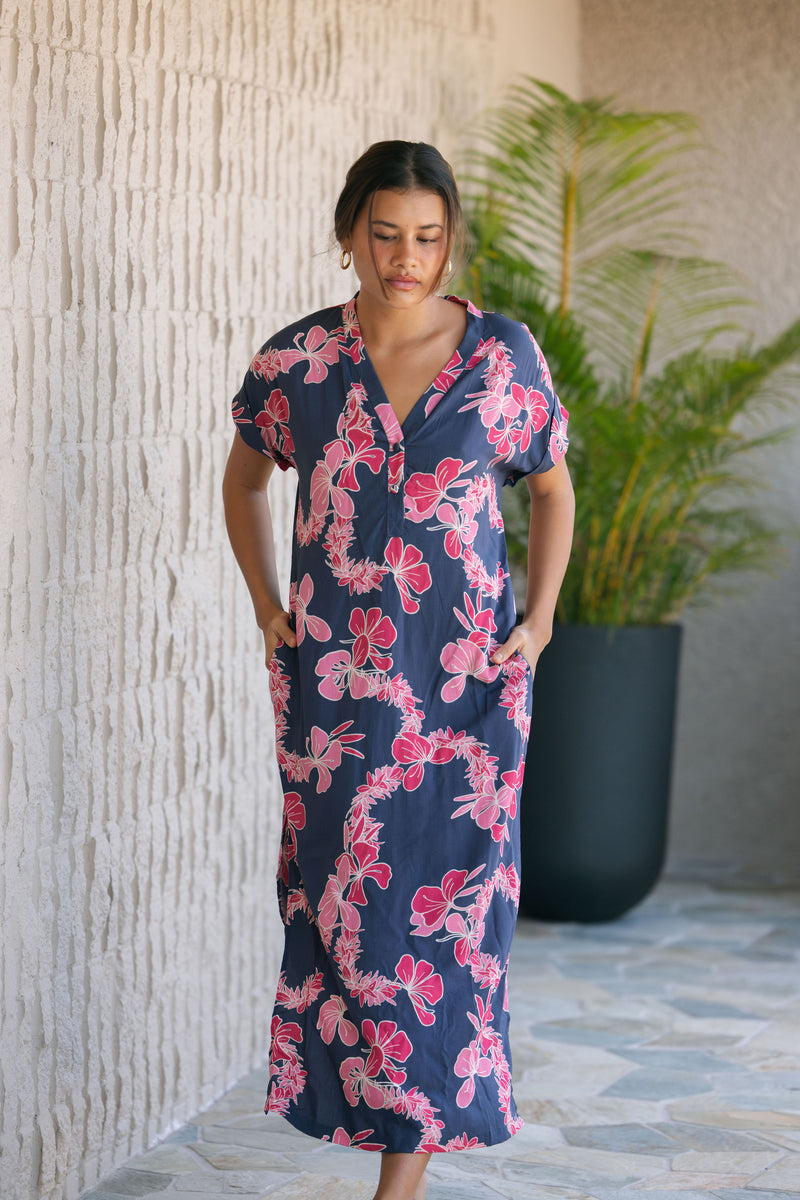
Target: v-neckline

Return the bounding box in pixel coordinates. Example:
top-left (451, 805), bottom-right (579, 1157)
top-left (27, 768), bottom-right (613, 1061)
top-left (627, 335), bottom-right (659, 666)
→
top-left (348, 295), bottom-right (479, 445)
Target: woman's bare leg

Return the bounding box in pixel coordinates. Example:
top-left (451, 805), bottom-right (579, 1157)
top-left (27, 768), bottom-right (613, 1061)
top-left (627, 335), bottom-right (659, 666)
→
top-left (373, 1151), bottom-right (430, 1200)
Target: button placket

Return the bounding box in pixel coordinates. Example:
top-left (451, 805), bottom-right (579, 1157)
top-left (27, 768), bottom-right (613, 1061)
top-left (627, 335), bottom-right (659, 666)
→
top-left (388, 442), bottom-right (405, 494)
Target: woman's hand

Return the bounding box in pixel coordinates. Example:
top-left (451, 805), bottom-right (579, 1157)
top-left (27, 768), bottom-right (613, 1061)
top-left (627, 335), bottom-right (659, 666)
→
top-left (491, 459), bottom-right (575, 675)
top-left (261, 608), bottom-right (297, 668)
top-left (490, 621), bottom-right (551, 674)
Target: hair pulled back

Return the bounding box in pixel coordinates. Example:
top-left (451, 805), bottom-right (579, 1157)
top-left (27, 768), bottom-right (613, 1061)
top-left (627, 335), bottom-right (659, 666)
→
top-left (334, 140), bottom-right (465, 293)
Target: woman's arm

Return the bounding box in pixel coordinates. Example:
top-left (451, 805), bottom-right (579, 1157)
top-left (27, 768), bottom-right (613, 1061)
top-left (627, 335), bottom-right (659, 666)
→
top-left (222, 433), bottom-right (297, 665)
top-left (491, 456), bottom-right (575, 671)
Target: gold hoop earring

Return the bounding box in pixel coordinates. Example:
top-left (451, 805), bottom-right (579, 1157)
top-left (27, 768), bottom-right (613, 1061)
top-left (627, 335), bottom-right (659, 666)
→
top-left (340, 249), bottom-right (352, 270)
top-left (447, 259), bottom-right (453, 275)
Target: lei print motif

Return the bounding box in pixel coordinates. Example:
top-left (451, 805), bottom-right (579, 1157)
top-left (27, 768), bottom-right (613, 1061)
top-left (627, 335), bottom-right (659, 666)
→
top-left (232, 295), bottom-right (567, 1152)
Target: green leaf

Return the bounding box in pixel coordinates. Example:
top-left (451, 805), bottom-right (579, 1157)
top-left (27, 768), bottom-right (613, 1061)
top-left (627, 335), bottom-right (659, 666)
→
top-left (459, 79), bottom-right (800, 624)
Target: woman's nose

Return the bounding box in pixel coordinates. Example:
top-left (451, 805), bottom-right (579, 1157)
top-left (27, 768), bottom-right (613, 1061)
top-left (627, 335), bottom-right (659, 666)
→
top-left (391, 236), bottom-right (417, 266)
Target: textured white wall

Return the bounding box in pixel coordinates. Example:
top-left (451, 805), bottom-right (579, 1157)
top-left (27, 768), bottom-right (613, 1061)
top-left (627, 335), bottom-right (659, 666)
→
top-left (580, 0), bottom-right (800, 880)
top-left (0, 3), bottom-right (558, 1199)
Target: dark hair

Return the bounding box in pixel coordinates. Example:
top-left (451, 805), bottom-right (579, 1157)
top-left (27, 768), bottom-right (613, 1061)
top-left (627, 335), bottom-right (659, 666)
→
top-left (334, 140), bottom-right (465, 295)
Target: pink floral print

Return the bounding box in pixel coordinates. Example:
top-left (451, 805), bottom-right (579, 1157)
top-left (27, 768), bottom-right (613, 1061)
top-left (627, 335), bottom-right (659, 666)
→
top-left (231, 295), bottom-right (567, 1153)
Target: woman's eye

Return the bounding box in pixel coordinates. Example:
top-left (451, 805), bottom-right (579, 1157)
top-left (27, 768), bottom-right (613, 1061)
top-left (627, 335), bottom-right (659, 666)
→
top-left (371, 234), bottom-right (441, 244)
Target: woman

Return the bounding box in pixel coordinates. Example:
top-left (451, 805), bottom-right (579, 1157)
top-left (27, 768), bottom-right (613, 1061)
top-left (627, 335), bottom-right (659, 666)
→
top-left (223, 141), bottom-right (574, 1200)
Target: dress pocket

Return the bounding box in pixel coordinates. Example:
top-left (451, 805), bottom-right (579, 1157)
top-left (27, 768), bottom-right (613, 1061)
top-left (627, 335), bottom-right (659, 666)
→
top-left (513, 649), bottom-right (534, 675)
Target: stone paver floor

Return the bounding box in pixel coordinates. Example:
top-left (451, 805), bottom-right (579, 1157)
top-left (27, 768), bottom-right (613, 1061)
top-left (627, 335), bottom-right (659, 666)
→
top-left (82, 881), bottom-right (800, 1200)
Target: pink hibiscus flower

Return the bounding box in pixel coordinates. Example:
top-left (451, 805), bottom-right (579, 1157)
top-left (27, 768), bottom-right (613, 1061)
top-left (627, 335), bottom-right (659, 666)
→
top-left (269, 1015), bottom-right (303, 1063)
top-left (487, 418), bottom-right (517, 461)
top-left (453, 591), bottom-right (497, 647)
top-left (305, 725), bottom-right (342, 792)
top-left (548, 400), bottom-right (570, 464)
top-left (293, 324), bottom-right (341, 384)
top-left (452, 758), bottom-right (523, 845)
top-left (362, 1019), bottom-right (413, 1085)
top-left (254, 388), bottom-right (295, 458)
top-left (374, 402), bottom-right (403, 447)
top-left (384, 537), bottom-right (431, 614)
top-left (315, 649), bottom-right (352, 701)
top-left (305, 722), bottom-right (364, 792)
top-left (410, 866), bottom-right (484, 936)
top-left (349, 607), bottom-right (397, 671)
top-left (444, 910), bottom-right (478, 967)
top-left (391, 730), bottom-right (456, 792)
top-left (330, 1127), bottom-right (386, 1151)
top-left (476, 384), bottom-right (522, 429)
top-left (440, 635), bottom-right (500, 702)
top-left (395, 955), bottom-right (444, 1026)
top-left (309, 439), bottom-right (355, 520)
top-left (467, 995), bottom-right (498, 1054)
top-left (339, 1055), bottom-right (388, 1110)
top-left (289, 574), bottom-right (331, 645)
top-left (278, 790), bottom-right (306, 883)
top-left (317, 996), bottom-right (359, 1047)
top-left (388, 448), bottom-right (405, 491)
top-left (318, 853), bottom-right (362, 937)
top-left (509, 381), bottom-right (550, 451)
top-left (338, 427), bottom-right (385, 491)
top-left (430, 350), bottom-right (462, 394)
top-left (346, 838), bottom-right (392, 905)
top-left (433, 501), bottom-right (478, 559)
top-left (454, 1040), bottom-right (493, 1108)
top-left (404, 458), bottom-right (475, 522)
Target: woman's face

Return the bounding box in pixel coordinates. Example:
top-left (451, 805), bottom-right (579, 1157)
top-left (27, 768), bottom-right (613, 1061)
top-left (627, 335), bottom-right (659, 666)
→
top-left (344, 188), bottom-right (449, 307)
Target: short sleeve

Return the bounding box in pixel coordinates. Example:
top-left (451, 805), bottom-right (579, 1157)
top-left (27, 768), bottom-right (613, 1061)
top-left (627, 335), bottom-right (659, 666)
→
top-left (230, 344), bottom-right (295, 471)
top-left (503, 326), bottom-right (569, 487)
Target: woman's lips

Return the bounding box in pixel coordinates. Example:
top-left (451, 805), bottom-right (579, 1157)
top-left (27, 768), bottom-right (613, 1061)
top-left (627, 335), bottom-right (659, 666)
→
top-left (387, 276), bottom-right (418, 290)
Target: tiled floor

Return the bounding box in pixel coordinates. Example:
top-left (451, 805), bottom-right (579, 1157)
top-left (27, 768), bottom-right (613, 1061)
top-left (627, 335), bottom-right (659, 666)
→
top-left (81, 881), bottom-right (800, 1200)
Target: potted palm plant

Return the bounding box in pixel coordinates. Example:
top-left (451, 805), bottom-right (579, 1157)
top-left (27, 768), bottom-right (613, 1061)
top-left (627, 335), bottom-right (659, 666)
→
top-left (461, 79), bottom-right (800, 922)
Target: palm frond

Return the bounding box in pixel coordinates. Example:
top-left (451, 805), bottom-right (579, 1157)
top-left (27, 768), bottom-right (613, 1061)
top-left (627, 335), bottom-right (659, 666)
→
top-left (572, 252), bottom-right (748, 388)
top-left (460, 79), bottom-right (800, 626)
top-left (464, 78), bottom-right (703, 315)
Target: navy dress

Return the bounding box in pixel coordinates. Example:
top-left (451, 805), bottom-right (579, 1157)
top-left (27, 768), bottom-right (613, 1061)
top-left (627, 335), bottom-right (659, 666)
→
top-left (231, 295), bottom-right (568, 1153)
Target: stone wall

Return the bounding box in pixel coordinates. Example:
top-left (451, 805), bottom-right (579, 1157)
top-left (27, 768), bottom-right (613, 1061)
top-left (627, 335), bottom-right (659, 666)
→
top-left (0, 3), bottom-right (555, 1197)
top-left (580, 0), bottom-right (800, 882)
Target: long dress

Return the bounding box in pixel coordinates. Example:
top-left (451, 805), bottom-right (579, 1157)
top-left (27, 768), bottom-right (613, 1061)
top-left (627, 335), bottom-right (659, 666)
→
top-left (231, 295), bottom-right (568, 1153)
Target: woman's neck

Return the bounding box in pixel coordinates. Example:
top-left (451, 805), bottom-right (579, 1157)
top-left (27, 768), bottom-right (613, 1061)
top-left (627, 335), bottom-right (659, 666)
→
top-left (355, 292), bottom-right (445, 354)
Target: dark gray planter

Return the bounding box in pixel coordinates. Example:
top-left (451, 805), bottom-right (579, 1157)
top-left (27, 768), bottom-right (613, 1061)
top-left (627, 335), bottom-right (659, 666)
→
top-left (519, 623), bottom-right (682, 923)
